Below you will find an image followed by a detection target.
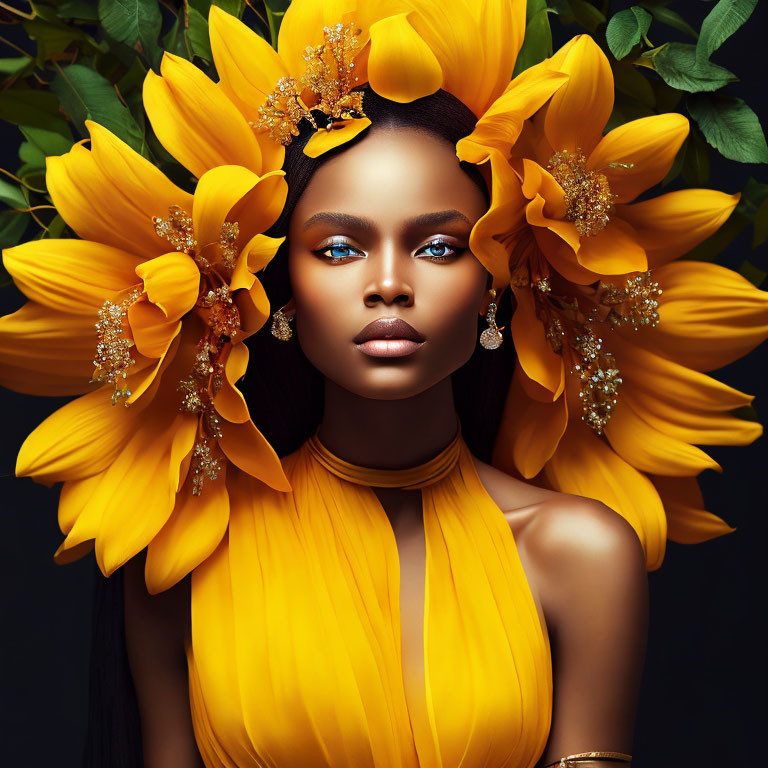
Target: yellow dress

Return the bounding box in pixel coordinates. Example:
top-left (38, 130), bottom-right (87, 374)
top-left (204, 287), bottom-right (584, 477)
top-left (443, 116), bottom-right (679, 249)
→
top-left (186, 430), bottom-right (553, 768)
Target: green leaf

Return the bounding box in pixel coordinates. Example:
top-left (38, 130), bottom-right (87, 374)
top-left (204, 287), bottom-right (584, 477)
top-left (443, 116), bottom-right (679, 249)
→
top-left (606, 7), bottom-right (652, 60)
top-left (0, 57), bottom-right (34, 75)
top-left (643, 43), bottom-right (737, 92)
top-left (190, 0), bottom-right (245, 17)
top-left (20, 125), bottom-right (74, 158)
top-left (641, 4), bottom-right (698, 39)
top-left (605, 91), bottom-right (655, 132)
top-left (58, 0), bottom-right (101, 20)
top-left (18, 141), bottom-right (46, 174)
top-left (697, 0), bottom-right (757, 63)
top-left (688, 94), bottom-right (768, 164)
top-left (0, 210), bottom-right (29, 250)
top-left (97, 0), bottom-right (163, 69)
top-left (681, 126), bottom-right (710, 186)
top-left (567, 0), bottom-right (606, 33)
top-left (162, 13), bottom-right (191, 59)
top-left (549, 0), bottom-right (576, 24)
top-left (613, 58), bottom-right (655, 108)
top-left (0, 90), bottom-right (70, 135)
top-left (737, 177), bottom-right (768, 220)
top-left (186, 6), bottom-right (213, 63)
top-left (50, 64), bottom-right (146, 153)
top-left (753, 197), bottom-right (768, 248)
top-left (44, 214), bottom-right (68, 239)
top-left (0, 179), bottom-right (27, 210)
top-left (513, 3), bottom-right (553, 76)
top-left (739, 260), bottom-right (766, 288)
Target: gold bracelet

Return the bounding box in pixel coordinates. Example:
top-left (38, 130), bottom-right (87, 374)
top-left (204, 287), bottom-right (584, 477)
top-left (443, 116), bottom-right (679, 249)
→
top-left (543, 751), bottom-right (632, 768)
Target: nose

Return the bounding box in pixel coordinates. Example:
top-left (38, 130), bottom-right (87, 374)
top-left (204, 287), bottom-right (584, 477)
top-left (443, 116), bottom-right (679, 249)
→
top-left (363, 244), bottom-right (414, 308)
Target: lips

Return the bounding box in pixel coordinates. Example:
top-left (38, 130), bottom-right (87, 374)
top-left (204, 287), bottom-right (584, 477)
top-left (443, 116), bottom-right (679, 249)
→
top-left (353, 317), bottom-right (425, 344)
top-left (353, 317), bottom-right (426, 358)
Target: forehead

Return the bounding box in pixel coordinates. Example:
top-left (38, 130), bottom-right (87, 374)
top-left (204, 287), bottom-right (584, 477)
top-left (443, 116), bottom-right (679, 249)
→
top-left (290, 128), bottom-right (488, 227)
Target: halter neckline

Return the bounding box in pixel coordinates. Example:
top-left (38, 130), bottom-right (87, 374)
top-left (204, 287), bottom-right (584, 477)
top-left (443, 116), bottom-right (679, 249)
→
top-left (305, 425), bottom-right (463, 490)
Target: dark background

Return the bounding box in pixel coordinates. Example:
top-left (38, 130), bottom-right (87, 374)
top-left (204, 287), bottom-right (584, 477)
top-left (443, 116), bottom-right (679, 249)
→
top-left (1, 1), bottom-right (766, 765)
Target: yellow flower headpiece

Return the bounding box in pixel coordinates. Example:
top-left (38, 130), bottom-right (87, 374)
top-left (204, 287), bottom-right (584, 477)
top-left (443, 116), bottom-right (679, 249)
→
top-left (1, 0), bottom-right (767, 593)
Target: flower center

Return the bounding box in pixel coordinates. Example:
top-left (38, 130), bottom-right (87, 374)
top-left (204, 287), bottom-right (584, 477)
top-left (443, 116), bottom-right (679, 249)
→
top-left (547, 149), bottom-right (615, 237)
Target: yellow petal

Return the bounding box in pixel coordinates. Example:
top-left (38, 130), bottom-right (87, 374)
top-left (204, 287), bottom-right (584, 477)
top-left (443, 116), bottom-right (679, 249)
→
top-left (626, 260), bottom-right (768, 372)
top-left (651, 475), bottom-right (735, 544)
top-left (544, 421), bottom-right (667, 570)
top-left (457, 62), bottom-right (569, 162)
top-left (231, 235), bottom-right (285, 292)
top-left (144, 466), bottom-right (230, 594)
top-left (236, 279), bottom-right (271, 338)
top-left (214, 343), bottom-right (250, 424)
top-left (93, 409), bottom-right (198, 576)
top-left (278, 0), bottom-right (359, 77)
top-left (218, 418), bottom-right (291, 492)
top-left (589, 113), bottom-right (689, 204)
top-left (136, 252), bottom-right (200, 320)
top-left (467, 150), bottom-right (526, 288)
top-left (46, 123), bottom-right (193, 260)
top-left (3, 239), bottom-right (142, 314)
top-left (143, 53), bottom-right (264, 178)
top-left (492, 364), bottom-right (568, 478)
top-left (616, 189), bottom-right (740, 267)
top-left (54, 474), bottom-right (104, 564)
top-left (464, 0), bottom-right (527, 114)
top-left (511, 287), bottom-right (565, 398)
top-left (16, 377), bottom-right (153, 485)
top-left (610, 332), bottom-right (762, 448)
top-left (544, 35), bottom-right (613, 157)
top-left (303, 118), bottom-right (372, 158)
top-left (534, 227), bottom-right (604, 285)
top-left (208, 5), bottom-right (288, 172)
top-left (575, 217), bottom-right (647, 275)
top-left (367, 13), bottom-right (443, 103)
top-left (127, 298), bottom-right (182, 359)
top-left (0, 302), bottom-right (98, 396)
top-left (604, 396), bottom-right (721, 476)
top-left (221, 169), bottom-right (289, 245)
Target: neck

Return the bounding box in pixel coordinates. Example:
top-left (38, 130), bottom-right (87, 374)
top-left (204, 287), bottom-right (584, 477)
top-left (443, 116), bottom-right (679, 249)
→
top-left (316, 377), bottom-right (460, 469)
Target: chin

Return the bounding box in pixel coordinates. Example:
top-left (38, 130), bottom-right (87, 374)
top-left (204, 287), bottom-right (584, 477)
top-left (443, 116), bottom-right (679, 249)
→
top-left (333, 366), bottom-right (447, 401)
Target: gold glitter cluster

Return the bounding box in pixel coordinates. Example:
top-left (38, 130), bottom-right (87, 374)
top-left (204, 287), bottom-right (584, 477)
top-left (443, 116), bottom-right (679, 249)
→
top-left (526, 269), bottom-right (665, 434)
top-left (548, 149), bottom-right (615, 237)
top-left (178, 338), bottom-right (225, 495)
top-left (599, 271), bottom-right (662, 329)
top-left (153, 205), bottom-right (197, 255)
top-left (572, 331), bottom-right (622, 434)
top-left (254, 22), bottom-right (366, 145)
top-left (91, 288), bottom-right (142, 405)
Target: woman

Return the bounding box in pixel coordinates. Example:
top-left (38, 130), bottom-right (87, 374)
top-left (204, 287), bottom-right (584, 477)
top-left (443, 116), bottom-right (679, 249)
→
top-left (122, 88), bottom-right (648, 768)
top-left (1, 1), bottom-right (765, 766)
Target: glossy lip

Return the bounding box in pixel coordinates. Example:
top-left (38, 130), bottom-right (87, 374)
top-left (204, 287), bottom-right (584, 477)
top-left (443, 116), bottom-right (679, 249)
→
top-left (353, 317), bottom-right (425, 358)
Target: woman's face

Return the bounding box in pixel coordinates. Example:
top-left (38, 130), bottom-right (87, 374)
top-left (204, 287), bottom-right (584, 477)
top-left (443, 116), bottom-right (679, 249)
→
top-left (287, 127), bottom-right (490, 401)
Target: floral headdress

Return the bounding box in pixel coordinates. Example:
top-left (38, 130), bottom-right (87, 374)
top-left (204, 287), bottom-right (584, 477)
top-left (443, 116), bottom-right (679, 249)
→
top-left (0, 0), bottom-right (766, 590)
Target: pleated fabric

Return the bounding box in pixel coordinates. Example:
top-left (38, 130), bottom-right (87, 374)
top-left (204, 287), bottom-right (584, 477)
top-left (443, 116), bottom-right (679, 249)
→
top-left (186, 434), bottom-right (553, 768)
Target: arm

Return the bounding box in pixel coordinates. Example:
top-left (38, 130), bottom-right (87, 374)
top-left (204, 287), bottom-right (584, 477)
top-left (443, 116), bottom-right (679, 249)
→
top-left (526, 498), bottom-right (649, 768)
top-left (123, 553), bottom-right (205, 768)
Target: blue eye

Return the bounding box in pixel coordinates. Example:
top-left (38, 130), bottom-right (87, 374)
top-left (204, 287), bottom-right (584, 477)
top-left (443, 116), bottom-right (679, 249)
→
top-left (317, 243), bottom-right (364, 262)
top-left (419, 241), bottom-right (458, 261)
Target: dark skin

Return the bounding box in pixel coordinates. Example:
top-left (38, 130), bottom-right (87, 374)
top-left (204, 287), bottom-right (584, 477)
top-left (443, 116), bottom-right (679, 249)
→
top-left (125, 127), bottom-right (649, 768)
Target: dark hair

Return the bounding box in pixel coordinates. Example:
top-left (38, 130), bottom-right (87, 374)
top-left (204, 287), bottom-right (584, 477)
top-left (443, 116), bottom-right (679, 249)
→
top-left (241, 86), bottom-right (517, 461)
top-left (84, 87), bottom-right (517, 765)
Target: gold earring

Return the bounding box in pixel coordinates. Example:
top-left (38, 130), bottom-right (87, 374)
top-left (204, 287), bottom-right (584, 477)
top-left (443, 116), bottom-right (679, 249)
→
top-left (270, 307), bottom-right (294, 341)
top-left (479, 289), bottom-right (503, 350)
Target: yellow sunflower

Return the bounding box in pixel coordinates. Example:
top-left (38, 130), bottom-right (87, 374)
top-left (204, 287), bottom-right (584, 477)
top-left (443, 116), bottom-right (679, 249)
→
top-left (455, 35), bottom-right (768, 569)
top-left (0, 122), bottom-right (291, 593)
top-left (143, 0), bottom-right (566, 168)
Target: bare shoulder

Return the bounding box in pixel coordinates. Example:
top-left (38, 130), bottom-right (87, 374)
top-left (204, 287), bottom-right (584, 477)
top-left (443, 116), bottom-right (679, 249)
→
top-left (471, 454), bottom-right (647, 611)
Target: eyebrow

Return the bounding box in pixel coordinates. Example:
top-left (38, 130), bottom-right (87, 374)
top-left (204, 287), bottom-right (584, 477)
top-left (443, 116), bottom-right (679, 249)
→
top-left (302, 209), bottom-right (472, 232)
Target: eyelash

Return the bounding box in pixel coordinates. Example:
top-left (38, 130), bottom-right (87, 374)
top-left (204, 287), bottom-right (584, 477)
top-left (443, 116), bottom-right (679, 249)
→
top-left (314, 240), bottom-right (462, 264)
